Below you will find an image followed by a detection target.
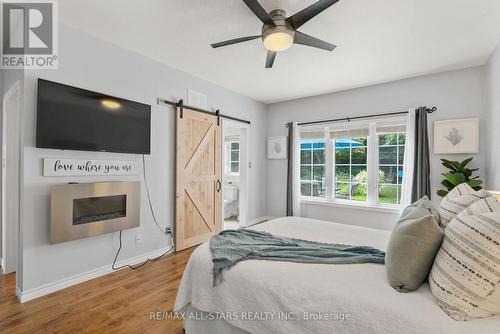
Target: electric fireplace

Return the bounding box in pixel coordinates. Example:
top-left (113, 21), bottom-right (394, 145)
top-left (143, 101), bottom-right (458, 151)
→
top-left (50, 181), bottom-right (140, 244)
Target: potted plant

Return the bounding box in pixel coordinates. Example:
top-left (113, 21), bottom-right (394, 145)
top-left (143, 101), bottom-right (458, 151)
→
top-left (437, 157), bottom-right (483, 197)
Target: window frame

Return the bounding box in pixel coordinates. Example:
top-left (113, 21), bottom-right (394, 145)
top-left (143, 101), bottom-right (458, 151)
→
top-left (225, 141), bottom-right (240, 175)
top-left (299, 120), bottom-right (407, 210)
top-left (299, 138), bottom-right (326, 198)
top-left (377, 131), bottom-right (406, 205)
top-left (333, 135), bottom-right (369, 203)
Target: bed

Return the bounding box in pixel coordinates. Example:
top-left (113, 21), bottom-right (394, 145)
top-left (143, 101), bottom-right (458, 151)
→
top-left (174, 217), bottom-right (500, 334)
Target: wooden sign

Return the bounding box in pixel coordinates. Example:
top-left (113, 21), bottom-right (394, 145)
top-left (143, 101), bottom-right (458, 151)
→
top-left (43, 158), bottom-right (138, 177)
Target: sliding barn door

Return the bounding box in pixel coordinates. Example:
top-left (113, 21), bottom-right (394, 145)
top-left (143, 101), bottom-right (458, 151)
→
top-left (175, 107), bottom-right (222, 251)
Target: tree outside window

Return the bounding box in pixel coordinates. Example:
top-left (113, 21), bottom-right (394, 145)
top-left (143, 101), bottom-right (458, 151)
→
top-left (334, 137), bottom-right (368, 202)
top-left (300, 140), bottom-right (325, 197)
top-left (299, 122), bottom-right (406, 207)
top-left (378, 132), bottom-right (406, 204)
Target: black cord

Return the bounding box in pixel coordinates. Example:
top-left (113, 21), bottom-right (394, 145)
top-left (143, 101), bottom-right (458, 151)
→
top-left (112, 230), bottom-right (174, 271)
top-left (111, 155), bottom-right (174, 271)
top-left (142, 154), bottom-right (168, 235)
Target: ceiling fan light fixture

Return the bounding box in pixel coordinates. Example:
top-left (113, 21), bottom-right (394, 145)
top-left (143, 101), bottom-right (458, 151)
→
top-left (262, 26), bottom-right (294, 52)
top-left (211, 1), bottom-right (339, 68)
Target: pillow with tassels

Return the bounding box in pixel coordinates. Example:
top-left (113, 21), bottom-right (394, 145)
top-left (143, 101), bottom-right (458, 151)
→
top-left (429, 197), bottom-right (500, 320)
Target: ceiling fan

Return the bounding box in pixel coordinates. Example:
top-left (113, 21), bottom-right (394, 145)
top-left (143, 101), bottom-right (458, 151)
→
top-left (211, 0), bottom-right (340, 68)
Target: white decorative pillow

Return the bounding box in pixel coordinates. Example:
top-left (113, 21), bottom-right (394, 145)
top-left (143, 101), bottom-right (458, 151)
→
top-left (457, 197), bottom-right (500, 219)
top-left (429, 199), bottom-right (500, 320)
top-left (439, 183), bottom-right (491, 229)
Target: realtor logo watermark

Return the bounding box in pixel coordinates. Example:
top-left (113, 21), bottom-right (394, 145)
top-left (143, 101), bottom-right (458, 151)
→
top-left (1, 0), bottom-right (58, 69)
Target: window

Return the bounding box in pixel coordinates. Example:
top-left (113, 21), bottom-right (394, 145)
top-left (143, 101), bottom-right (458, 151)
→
top-left (227, 141), bottom-right (240, 174)
top-left (334, 136), bottom-right (368, 202)
top-left (378, 132), bottom-right (406, 204)
top-left (300, 140), bottom-right (325, 197)
top-left (299, 121), bottom-right (407, 208)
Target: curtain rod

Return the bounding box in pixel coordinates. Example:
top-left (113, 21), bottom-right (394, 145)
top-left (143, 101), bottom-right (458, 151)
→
top-left (288, 107), bottom-right (437, 127)
top-left (157, 98), bottom-right (251, 125)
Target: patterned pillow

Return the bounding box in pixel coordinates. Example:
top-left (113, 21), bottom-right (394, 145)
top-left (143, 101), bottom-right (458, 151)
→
top-left (457, 197), bottom-right (500, 219)
top-left (429, 200), bottom-right (500, 320)
top-left (439, 183), bottom-right (491, 229)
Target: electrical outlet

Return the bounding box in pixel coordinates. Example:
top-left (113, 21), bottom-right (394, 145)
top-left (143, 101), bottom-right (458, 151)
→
top-left (135, 234), bottom-right (142, 244)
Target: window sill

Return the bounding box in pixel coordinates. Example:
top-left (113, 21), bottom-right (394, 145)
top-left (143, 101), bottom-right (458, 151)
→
top-left (300, 198), bottom-right (402, 214)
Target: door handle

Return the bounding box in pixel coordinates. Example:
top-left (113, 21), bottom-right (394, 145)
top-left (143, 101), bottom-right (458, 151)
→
top-left (216, 180), bottom-right (222, 192)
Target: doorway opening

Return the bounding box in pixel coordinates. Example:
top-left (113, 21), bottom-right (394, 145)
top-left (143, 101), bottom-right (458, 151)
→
top-left (222, 120), bottom-right (249, 230)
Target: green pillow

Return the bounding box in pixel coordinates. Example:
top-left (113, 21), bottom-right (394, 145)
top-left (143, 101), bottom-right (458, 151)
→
top-left (400, 196), bottom-right (440, 223)
top-left (386, 202), bottom-right (443, 292)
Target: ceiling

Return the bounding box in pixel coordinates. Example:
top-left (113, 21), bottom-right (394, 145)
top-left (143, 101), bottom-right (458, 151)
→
top-left (60, 0), bottom-right (500, 104)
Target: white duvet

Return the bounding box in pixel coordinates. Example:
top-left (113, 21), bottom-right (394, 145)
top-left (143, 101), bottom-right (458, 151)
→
top-left (174, 217), bottom-right (500, 334)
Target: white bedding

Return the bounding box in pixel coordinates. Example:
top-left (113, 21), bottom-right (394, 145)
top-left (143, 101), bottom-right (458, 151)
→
top-left (174, 217), bottom-right (500, 334)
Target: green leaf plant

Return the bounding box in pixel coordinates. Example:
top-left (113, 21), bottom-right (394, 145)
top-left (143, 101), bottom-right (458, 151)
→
top-left (437, 157), bottom-right (483, 197)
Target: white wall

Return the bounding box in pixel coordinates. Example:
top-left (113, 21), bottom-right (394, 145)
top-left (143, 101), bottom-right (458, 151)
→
top-left (19, 24), bottom-right (268, 293)
top-left (485, 42), bottom-right (500, 190)
top-left (267, 67), bottom-right (486, 230)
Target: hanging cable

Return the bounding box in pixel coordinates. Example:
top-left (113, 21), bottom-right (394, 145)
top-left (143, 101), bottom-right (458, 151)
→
top-left (111, 155), bottom-right (174, 271)
top-left (142, 154), bottom-right (168, 235)
top-left (112, 230), bottom-right (174, 271)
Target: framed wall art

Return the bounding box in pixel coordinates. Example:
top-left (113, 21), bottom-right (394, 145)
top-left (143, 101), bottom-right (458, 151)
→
top-left (267, 136), bottom-right (287, 159)
top-left (433, 118), bottom-right (479, 154)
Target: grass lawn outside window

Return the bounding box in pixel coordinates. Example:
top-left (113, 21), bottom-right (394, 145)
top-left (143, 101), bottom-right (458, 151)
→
top-left (299, 120), bottom-right (407, 209)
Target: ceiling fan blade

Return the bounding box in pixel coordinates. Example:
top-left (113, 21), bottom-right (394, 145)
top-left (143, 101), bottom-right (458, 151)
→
top-left (211, 35), bottom-right (261, 48)
top-left (294, 31), bottom-right (336, 51)
top-left (286, 0), bottom-right (340, 30)
top-left (265, 51), bottom-right (277, 68)
top-left (242, 0), bottom-right (275, 25)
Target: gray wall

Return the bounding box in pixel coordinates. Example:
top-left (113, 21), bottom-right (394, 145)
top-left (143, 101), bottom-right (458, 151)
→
top-left (0, 70), bottom-right (3, 261)
top-left (14, 22), bottom-right (496, 293)
top-left (485, 42), bottom-right (500, 190)
top-left (20, 25), bottom-right (268, 291)
top-left (267, 67), bottom-right (486, 230)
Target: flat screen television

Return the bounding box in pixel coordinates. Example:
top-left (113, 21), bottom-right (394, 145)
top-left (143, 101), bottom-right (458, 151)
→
top-left (36, 79), bottom-right (151, 154)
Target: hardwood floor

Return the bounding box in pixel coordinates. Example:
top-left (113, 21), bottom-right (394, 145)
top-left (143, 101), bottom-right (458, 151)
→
top-left (0, 248), bottom-right (195, 334)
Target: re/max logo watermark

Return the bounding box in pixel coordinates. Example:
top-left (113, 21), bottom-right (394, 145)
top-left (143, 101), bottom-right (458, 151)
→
top-left (1, 0), bottom-right (58, 69)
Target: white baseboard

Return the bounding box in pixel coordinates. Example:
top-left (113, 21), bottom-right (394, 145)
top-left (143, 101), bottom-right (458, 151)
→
top-left (18, 246), bottom-right (173, 303)
top-left (245, 216), bottom-right (274, 227)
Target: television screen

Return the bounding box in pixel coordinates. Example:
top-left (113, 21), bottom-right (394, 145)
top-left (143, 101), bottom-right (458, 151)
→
top-left (36, 79), bottom-right (151, 154)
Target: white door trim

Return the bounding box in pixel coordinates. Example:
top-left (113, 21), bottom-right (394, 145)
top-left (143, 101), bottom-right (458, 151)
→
top-left (2, 80), bottom-right (21, 274)
top-left (222, 120), bottom-right (250, 228)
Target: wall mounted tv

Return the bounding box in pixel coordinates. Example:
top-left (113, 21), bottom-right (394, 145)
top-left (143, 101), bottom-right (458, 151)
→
top-left (36, 79), bottom-right (151, 154)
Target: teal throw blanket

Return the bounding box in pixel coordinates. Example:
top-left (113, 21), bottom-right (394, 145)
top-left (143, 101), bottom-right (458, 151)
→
top-left (210, 229), bottom-right (385, 286)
